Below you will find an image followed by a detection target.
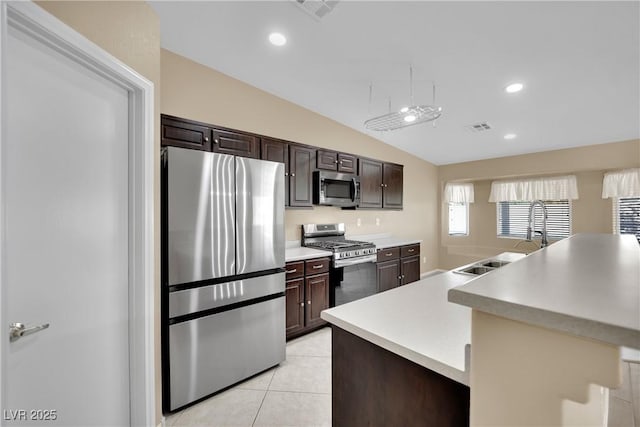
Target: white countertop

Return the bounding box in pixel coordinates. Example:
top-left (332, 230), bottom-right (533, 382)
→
top-left (320, 252), bottom-right (524, 385)
top-left (322, 271), bottom-right (473, 385)
top-left (367, 236), bottom-right (422, 250)
top-left (285, 246), bottom-right (332, 262)
top-left (449, 234), bottom-right (640, 349)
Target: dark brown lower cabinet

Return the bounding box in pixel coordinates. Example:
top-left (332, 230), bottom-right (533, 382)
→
top-left (332, 326), bottom-right (469, 427)
top-left (305, 273), bottom-right (329, 329)
top-left (400, 256), bottom-right (420, 285)
top-left (377, 260), bottom-right (400, 292)
top-left (285, 257), bottom-right (330, 339)
top-left (285, 278), bottom-right (305, 336)
top-left (376, 244), bottom-right (421, 292)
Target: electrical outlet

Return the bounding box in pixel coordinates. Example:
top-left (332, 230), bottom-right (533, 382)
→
top-left (356, 218), bottom-right (361, 227)
top-left (375, 218), bottom-right (380, 226)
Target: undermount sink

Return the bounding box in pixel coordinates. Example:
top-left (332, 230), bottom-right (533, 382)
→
top-left (453, 259), bottom-right (511, 276)
top-left (481, 260), bottom-right (511, 268)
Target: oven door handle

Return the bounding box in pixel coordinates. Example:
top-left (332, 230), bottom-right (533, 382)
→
top-left (334, 254), bottom-right (377, 268)
top-left (352, 177), bottom-right (359, 203)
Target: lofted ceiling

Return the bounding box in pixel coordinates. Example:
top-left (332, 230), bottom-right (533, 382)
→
top-left (149, 1), bottom-right (640, 165)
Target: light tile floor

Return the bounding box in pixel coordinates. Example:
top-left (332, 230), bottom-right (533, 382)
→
top-left (164, 325), bottom-right (637, 427)
top-left (164, 327), bottom-right (332, 427)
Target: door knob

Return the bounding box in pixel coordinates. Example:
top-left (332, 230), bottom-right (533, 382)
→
top-left (9, 322), bottom-right (50, 342)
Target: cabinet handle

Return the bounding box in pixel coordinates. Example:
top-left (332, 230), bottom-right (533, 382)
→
top-left (309, 279), bottom-right (323, 285)
top-left (204, 136), bottom-right (209, 142)
top-left (214, 138), bottom-right (219, 144)
top-left (408, 249), bottom-right (415, 253)
top-left (385, 253), bottom-right (393, 257)
top-left (307, 300), bottom-right (312, 305)
top-left (286, 269), bottom-right (297, 273)
top-left (335, 160), bottom-right (339, 164)
top-left (300, 302), bottom-right (305, 307)
top-left (312, 265), bottom-right (323, 269)
top-left (291, 173), bottom-right (295, 177)
top-left (380, 183), bottom-right (384, 187)
top-left (285, 172), bottom-right (289, 177)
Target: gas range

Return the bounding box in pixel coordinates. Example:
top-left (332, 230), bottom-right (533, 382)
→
top-left (301, 224), bottom-right (377, 268)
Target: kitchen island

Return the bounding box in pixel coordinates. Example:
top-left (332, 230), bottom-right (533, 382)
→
top-left (448, 233), bottom-right (640, 426)
top-left (321, 252), bottom-right (523, 426)
top-left (321, 234), bottom-right (640, 426)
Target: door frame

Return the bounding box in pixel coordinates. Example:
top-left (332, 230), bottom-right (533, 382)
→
top-left (0, 2), bottom-right (155, 426)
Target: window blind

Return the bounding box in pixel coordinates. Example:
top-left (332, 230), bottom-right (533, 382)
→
top-left (497, 200), bottom-right (571, 239)
top-left (614, 197), bottom-right (640, 242)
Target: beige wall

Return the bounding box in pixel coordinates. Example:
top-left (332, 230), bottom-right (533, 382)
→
top-left (35, 2), bottom-right (163, 424)
top-left (161, 49), bottom-right (440, 272)
top-left (438, 140), bottom-right (640, 269)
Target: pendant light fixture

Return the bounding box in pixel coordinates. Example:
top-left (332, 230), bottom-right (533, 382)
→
top-left (364, 66), bottom-right (442, 132)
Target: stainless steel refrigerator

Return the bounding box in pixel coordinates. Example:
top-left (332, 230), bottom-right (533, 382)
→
top-left (161, 146), bottom-right (285, 412)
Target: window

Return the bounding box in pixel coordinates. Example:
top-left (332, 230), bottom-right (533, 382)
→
top-left (614, 197), bottom-right (640, 242)
top-left (497, 200), bottom-right (571, 239)
top-left (448, 202), bottom-right (468, 236)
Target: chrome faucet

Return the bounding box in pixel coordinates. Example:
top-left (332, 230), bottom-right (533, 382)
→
top-left (526, 200), bottom-right (549, 248)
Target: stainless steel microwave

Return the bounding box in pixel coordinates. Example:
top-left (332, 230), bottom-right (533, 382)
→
top-left (313, 170), bottom-right (360, 207)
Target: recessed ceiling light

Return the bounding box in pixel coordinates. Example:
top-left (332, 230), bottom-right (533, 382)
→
top-left (404, 114), bottom-right (417, 123)
top-left (268, 32), bottom-right (287, 47)
top-left (400, 107), bottom-right (409, 113)
top-left (504, 133), bottom-right (517, 140)
top-left (505, 83), bottom-right (524, 93)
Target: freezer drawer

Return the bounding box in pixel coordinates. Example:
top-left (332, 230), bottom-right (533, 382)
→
top-left (168, 296), bottom-right (285, 410)
top-left (168, 273), bottom-right (285, 318)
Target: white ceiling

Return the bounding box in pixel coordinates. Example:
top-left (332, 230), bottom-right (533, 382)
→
top-left (150, 1), bottom-right (640, 165)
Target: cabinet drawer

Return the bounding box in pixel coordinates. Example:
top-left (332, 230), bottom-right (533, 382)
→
top-left (285, 261), bottom-right (304, 280)
top-left (305, 257), bottom-right (330, 275)
top-left (377, 247), bottom-right (400, 262)
top-left (401, 244), bottom-right (420, 258)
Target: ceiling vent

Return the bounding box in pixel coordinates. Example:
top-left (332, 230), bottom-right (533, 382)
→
top-left (293, 0), bottom-right (339, 20)
top-left (465, 122), bottom-right (492, 133)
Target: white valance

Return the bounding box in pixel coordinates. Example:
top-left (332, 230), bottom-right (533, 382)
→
top-left (602, 168), bottom-right (640, 198)
top-left (488, 175), bottom-right (579, 202)
top-left (444, 182), bottom-right (474, 203)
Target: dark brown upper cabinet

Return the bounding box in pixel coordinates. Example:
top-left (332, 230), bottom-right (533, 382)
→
top-left (261, 137), bottom-right (290, 205)
top-left (316, 150), bottom-right (357, 174)
top-left (358, 158), bottom-right (403, 210)
top-left (212, 128), bottom-right (260, 158)
top-left (289, 144), bottom-right (315, 208)
top-left (261, 138), bottom-right (314, 208)
top-left (358, 158), bottom-right (384, 208)
top-left (382, 163), bottom-right (403, 209)
top-left (161, 116), bottom-right (212, 151)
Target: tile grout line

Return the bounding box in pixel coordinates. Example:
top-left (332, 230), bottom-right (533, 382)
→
top-left (252, 369), bottom-right (277, 426)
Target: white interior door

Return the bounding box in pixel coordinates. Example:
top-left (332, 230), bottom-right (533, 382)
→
top-left (3, 15), bottom-right (131, 427)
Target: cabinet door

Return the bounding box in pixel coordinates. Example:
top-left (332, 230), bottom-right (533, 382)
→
top-left (358, 158), bottom-right (383, 208)
top-left (262, 138), bottom-right (290, 206)
top-left (286, 278), bottom-right (305, 337)
top-left (383, 163), bottom-right (403, 209)
top-left (289, 144), bottom-right (315, 207)
top-left (161, 116), bottom-right (212, 151)
top-left (337, 153), bottom-right (357, 174)
top-left (212, 128), bottom-right (260, 158)
top-left (377, 259), bottom-right (400, 292)
top-left (316, 149), bottom-right (338, 171)
top-left (305, 273), bottom-right (329, 329)
top-left (400, 256), bottom-right (420, 285)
